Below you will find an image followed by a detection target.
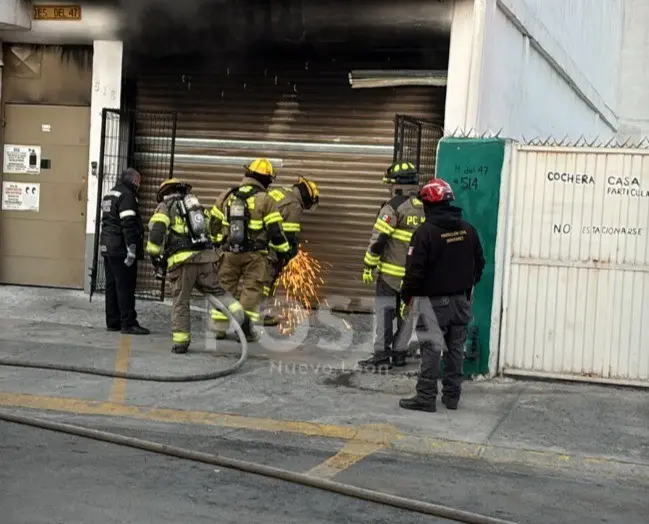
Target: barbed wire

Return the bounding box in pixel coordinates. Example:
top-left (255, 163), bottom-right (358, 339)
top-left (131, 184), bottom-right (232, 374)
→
top-left (440, 127), bottom-right (649, 149)
top-left (521, 135), bottom-right (649, 148)
top-left (442, 127), bottom-right (504, 139)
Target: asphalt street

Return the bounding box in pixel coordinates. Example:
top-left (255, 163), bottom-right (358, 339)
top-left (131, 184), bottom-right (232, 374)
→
top-left (1, 286), bottom-right (649, 524)
top-left (2, 411), bottom-right (648, 524)
top-left (1, 420), bottom-right (451, 524)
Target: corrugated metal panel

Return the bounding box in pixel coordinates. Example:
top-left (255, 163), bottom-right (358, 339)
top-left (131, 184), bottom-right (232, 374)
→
top-left (501, 145), bottom-right (649, 385)
top-left (134, 59), bottom-right (445, 304)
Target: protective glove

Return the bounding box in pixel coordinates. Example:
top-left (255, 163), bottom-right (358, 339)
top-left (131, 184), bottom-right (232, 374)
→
top-left (151, 256), bottom-right (165, 280)
top-left (124, 244), bottom-right (137, 267)
top-left (150, 254), bottom-right (163, 270)
top-left (289, 242), bottom-right (299, 260)
top-left (362, 266), bottom-right (375, 284)
top-left (400, 296), bottom-right (413, 318)
top-left (278, 249), bottom-right (292, 268)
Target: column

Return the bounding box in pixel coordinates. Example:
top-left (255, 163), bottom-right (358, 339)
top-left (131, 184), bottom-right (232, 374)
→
top-left (84, 40), bottom-right (123, 293)
top-left (443, 0), bottom-right (489, 134)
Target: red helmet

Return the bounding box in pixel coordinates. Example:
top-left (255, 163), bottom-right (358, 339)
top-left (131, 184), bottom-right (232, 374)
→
top-left (418, 178), bottom-right (455, 204)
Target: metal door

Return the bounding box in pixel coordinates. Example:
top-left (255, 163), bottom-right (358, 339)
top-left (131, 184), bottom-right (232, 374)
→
top-left (0, 104), bottom-right (90, 288)
top-left (393, 114), bottom-right (443, 181)
top-left (88, 108), bottom-right (178, 302)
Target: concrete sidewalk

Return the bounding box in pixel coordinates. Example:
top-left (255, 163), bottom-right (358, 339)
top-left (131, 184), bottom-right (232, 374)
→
top-left (0, 284), bottom-right (420, 374)
top-left (1, 285), bottom-right (648, 482)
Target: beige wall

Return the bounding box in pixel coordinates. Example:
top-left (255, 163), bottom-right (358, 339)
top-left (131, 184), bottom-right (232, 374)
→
top-left (2, 43), bottom-right (92, 106)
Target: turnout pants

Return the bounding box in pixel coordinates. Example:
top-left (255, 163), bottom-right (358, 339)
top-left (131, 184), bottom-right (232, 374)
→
top-left (167, 251), bottom-right (242, 347)
top-left (262, 252), bottom-right (282, 298)
top-left (373, 276), bottom-right (404, 358)
top-left (104, 255), bottom-right (138, 329)
top-left (406, 295), bottom-right (472, 402)
top-left (211, 251), bottom-right (268, 329)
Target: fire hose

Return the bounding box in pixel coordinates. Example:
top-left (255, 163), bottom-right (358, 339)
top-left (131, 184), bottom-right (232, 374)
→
top-left (0, 298), bottom-right (519, 523)
top-left (0, 270), bottom-right (516, 523)
top-left (0, 410), bottom-right (521, 524)
top-left (0, 294), bottom-right (248, 382)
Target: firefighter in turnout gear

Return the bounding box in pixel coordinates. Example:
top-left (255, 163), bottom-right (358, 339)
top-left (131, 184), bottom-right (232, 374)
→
top-left (209, 159), bottom-right (294, 341)
top-left (358, 161), bottom-right (425, 371)
top-left (146, 178), bottom-right (247, 354)
top-left (261, 176), bottom-right (320, 324)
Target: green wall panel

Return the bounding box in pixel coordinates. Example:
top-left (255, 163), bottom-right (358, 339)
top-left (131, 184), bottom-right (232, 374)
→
top-left (435, 138), bottom-right (505, 376)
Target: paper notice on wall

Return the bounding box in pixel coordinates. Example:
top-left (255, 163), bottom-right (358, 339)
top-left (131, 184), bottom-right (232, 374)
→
top-left (1, 181), bottom-right (40, 211)
top-left (3, 144), bottom-right (41, 174)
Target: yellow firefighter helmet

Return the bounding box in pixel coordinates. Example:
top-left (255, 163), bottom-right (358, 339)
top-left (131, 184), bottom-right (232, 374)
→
top-left (156, 177), bottom-right (192, 203)
top-left (245, 158), bottom-right (276, 181)
top-left (296, 176), bottom-right (320, 210)
top-left (383, 161), bottom-right (419, 185)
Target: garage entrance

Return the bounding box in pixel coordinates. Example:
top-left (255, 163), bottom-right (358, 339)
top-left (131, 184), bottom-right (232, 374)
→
top-left (0, 103), bottom-right (89, 288)
top-left (133, 52), bottom-right (447, 304)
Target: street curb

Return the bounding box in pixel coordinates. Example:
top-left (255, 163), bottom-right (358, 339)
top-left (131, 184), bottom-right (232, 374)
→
top-left (390, 435), bottom-right (649, 482)
top-left (4, 400), bottom-right (648, 483)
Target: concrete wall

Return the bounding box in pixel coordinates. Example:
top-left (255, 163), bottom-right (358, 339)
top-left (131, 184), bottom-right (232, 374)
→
top-left (83, 40), bottom-right (123, 293)
top-left (617, 0), bottom-right (649, 139)
top-left (444, 0), bottom-right (485, 132)
top-left (1, 43), bottom-right (92, 105)
top-left (452, 0), bottom-right (624, 141)
top-left (0, 0), bottom-right (29, 31)
top-left (0, 3), bottom-right (124, 292)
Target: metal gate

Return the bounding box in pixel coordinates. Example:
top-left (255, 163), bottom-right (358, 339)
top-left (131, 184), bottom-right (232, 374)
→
top-left (393, 114), bottom-right (443, 180)
top-left (89, 108), bottom-right (178, 302)
top-left (499, 142), bottom-right (649, 386)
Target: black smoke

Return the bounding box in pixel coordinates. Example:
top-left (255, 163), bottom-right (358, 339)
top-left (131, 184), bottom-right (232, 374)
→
top-left (85, 0), bottom-right (453, 75)
top-left (109, 0), bottom-right (451, 58)
top-left (116, 0), bottom-right (302, 59)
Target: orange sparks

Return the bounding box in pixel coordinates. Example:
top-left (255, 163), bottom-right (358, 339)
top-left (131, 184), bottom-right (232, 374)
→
top-left (274, 243), bottom-right (331, 334)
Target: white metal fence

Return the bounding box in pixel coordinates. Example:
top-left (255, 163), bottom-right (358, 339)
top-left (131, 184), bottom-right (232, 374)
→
top-left (498, 144), bottom-right (649, 386)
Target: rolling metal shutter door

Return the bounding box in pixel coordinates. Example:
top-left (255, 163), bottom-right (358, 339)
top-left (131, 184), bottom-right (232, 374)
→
top-left (135, 60), bottom-right (444, 304)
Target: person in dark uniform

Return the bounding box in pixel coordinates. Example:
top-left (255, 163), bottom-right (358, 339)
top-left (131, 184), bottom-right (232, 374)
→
top-left (398, 178), bottom-right (485, 413)
top-left (99, 168), bottom-right (150, 335)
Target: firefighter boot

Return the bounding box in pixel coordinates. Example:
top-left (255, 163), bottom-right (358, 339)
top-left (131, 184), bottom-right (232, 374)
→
top-left (442, 395), bottom-right (459, 410)
top-left (242, 328), bottom-right (260, 343)
top-left (358, 355), bottom-right (392, 372)
top-left (238, 316), bottom-right (260, 343)
top-left (172, 343), bottom-right (189, 354)
top-left (399, 396), bottom-right (436, 413)
top-left (391, 351), bottom-right (407, 367)
top-left (263, 314), bottom-right (280, 326)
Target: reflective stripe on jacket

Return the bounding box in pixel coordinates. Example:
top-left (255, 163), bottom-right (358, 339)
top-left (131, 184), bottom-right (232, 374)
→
top-left (364, 191), bottom-right (425, 291)
top-left (268, 186), bottom-right (304, 259)
top-left (208, 176), bottom-right (291, 254)
top-left (99, 181), bottom-right (144, 258)
top-left (146, 193), bottom-right (216, 270)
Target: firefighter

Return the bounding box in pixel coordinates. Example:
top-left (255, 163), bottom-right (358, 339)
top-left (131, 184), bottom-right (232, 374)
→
top-left (209, 159), bottom-right (294, 341)
top-left (261, 176), bottom-right (320, 324)
top-left (358, 161), bottom-right (425, 371)
top-left (99, 167), bottom-right (150, 335)
top-left (146, 178), bottom-right (248, 354)
top-left (398, 178), bottom-right (485, 412)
